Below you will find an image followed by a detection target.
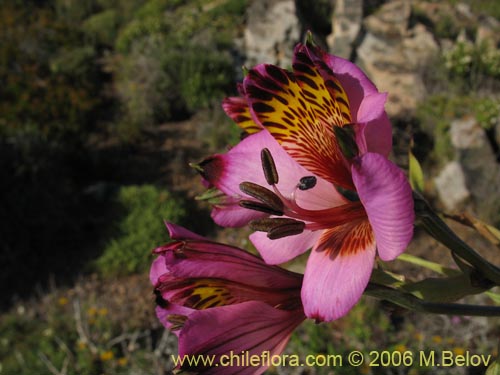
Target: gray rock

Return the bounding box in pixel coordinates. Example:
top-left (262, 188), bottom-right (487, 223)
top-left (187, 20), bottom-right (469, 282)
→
top-left (327, 0), bottom-right (363, 59)
top-left (355, 0), bottom-right (438, 118)
top-left (244, 0), bottom-right (300, 67)
top-left (449, 117), bottom-right (500, 224)
top-left (434, 161), bottom-right (470, 211)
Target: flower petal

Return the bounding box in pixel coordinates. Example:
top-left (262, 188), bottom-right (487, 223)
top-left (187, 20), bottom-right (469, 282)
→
top-left (211, 201), bottom-right (267, 228)
top-left (308, 45), bottom-right (378, 121)
top-left (162, 237), bottom-right (303, 289)
top-left (302, 222), bottom-right (376, 321)
top-left (177, 301), bottom-right (304, 374)
top-left (200, 131), bottom-right (345, 225)
top-left (166, 222), bottom-right (206, 241)
top-left (150, 256), bottom-right (168, 285)
top-left (222, 90), bottom-right (262, 134)
top-left (155, 304), bottom-right (193, 337)
top-left (351, 152), bottom-right (414, 261)
top-left (250, 229), bottom-right (321, 265)
top-left (243, 61), bottom-right (354, 189)
top-left (355, 92), bottom-right (392, 157)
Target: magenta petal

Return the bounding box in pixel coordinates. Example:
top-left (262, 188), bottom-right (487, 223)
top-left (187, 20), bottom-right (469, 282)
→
top-left (355, 92), bottom-right (392, 157)
top-left (302, 243), bottom-right (376, 321)
top-left (356, 92), bottom-right (388, 124)
top-left (250, 230), bottom-right (320, 265)
top-left (166, 222), bottom-right (206, 241)
top-left (150, 256), bottom-right (167, 285)
top-left (202, 130), bottom-right (342, 226)
top-left (177, 301), bottom-right (304, 375)
top-left (352, 153), bottom-right (414, 261)
top-left (155, 304), bottom-right (194, 337)
top-left (211, 203), bottom-right (267, 228)
top-left (164, 239), bottom-right (303, 289)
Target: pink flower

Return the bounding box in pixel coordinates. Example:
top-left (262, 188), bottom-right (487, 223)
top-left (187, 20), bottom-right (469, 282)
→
top-left (151, 223), bottom-right (305, 375)
top-left (197, 42), bottom-right (414, 321)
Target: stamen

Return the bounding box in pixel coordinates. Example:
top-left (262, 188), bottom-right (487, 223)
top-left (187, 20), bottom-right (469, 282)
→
top-left (166, 314), bottom-right (188, 331)
top-left (336, 185), bottom-right (360, 202)
top-left (239, 181), bottom-right (284, 213)
top-left (239, 200), bottom-right (284, 216)
top-left (268, 220), bottom-right (306, 240)
top-left (333, 124), bottom-right (359, 159)
top-left (298, 176), bottom-right (317, 191)
top-left (249, 217), bottom-right (305, 239)
top-left (260, 148), bottom-right (279, 185)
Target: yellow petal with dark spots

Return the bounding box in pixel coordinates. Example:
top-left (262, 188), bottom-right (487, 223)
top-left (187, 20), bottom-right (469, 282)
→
top-left (243, 54), bottom-right (354, 189)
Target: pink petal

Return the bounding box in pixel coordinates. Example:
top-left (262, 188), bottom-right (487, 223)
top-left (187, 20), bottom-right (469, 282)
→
top-left (351, 153), bottom-right (414, 261)
top-left (166, 222), bottom-right (206, 241)
top-left (355, 92), bottom-right (392, 157)
top-left (164, 238), bottom-right (303, 289)
top-left (302, 238), bottom-right (376, 321)
top-left (177, 301), bottom-right (304, 374)
top-left (211, 202), bottom-right (267, 228)
top-left (155, 304), bottom-right (194, 337)
top-left (150, 256), bottom-right (168, 285)
top-left (201, 131), bottom-right (344, 225)
top-left (250, 229), bottom-right (321, 265)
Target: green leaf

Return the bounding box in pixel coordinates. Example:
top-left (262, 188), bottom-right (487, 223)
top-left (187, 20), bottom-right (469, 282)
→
top-left (397, 253), bottom-right (461, 277)
top-left (408, 150), bottom-right (424, 193)
top-left (402, 274), bottom-right (489, 302)
top-left (486, 352), bottom-right (500, 375)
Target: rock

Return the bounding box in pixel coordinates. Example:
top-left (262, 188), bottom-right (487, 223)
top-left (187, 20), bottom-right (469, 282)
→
top-left (448, 117), bottom-right (500, 224)
top-left (363, 0), bottom-right (411, 38)
top-left (244, 0), bottom-right (300, 67)
top-left (434, 161), bottom-right (470, 211)
top-left (327, 0), bottom-right (363, 59)
top-left (356, 3), bottom-right (439, 119)
top-left (476, 15), bottom-right (500, 46)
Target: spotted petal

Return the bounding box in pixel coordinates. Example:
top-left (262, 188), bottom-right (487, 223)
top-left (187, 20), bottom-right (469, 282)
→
top-left (222, 83), bottom-right (262, 134)
top-left (351, 152), bottom-right (414, 261)
top-left (177, 301), bottom-right (304, 375)
top-left (302, 220), bottom-right (376, 321)
top-left (243, 60), bottom-right (354, 189)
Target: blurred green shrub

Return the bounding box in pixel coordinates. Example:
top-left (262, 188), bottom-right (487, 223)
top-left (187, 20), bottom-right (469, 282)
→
top-left (82, 9), bottom-right (119, 46)
top-left (416, 94), bottom-right (500, 166)
top-left (95, 185), bottom-right (186, 276)
top-left (443, 40), bottom-right (500, 90)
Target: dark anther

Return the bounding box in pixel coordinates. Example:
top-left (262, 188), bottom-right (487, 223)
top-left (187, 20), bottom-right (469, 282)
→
top-left (268, 220), bottom-right (306, 240)
top-left (249, 217), bottom-right (305, 240)
top-left (333, 124), bottom-right (359, 160)
top-left (336, 185), bottom-right (360, 202)
top-left (167, 314), bottom-right (188, 331)
top-left (239, 181), bottom-right (284, 213)
top-left (239, 200), bottom-right (284, 216)
top-left (298, 176), bottom-right (317, 191)
top-left (261, 148), bottom-right (279, 185)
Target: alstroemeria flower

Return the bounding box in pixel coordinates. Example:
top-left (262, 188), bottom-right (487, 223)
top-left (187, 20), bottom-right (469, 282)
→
top-left (197, 41), bottom-right (414, 321)
top-left (151, 223), bottom-right (305, 375)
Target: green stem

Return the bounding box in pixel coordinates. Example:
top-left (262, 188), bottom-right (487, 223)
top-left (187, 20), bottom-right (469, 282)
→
top-left (414, 192), bottom-right (500, 286)
top-left (365, 283), bottom-right (500, 317)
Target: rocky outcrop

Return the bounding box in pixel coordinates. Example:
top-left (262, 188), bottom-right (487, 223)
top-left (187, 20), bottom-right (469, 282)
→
top-left (355, 0), bottom-right (439, 119)
top-left (244, 0), bottom-right (300, 67)
top-left (327, 0), bottom-right (363, 59)
top-left (434, 117), bottom-right (500, 224)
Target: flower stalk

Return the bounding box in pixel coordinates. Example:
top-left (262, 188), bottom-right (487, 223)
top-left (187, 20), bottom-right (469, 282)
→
top-left (414, 191), bottom-right (500, 286)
